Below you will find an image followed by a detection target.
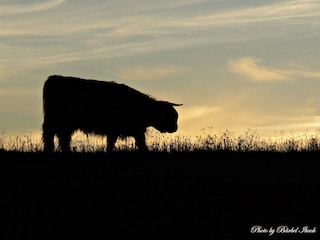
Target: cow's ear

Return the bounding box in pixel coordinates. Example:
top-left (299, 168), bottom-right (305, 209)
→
top-left (171, 103), bottom-right (183, 107)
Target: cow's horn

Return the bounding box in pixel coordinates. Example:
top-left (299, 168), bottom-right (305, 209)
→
top-left (171, 103), bottom-right (183, 106)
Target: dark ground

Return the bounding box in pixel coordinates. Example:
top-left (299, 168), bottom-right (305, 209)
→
top-left (0, 151), bottom-right (319, 239)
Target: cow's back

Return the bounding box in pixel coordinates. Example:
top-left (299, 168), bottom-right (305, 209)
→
top-left (44, 75), bottom-right (152, 105)
top-left (43, 75), bottom-right (155, 134)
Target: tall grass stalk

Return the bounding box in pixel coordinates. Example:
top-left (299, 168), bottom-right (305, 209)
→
top-left (1, 128), bottom-right (320, 153)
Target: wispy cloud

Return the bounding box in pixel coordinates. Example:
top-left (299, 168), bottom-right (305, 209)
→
top-left (115, 66), bottom-right (187, 81)
top-left (229, 56), bottom-right (320, 82)
top-left (179, 106), bottom-right (221, 121)
top-left (189, 0), bottom-right (320, 27)
top-left (88, 0), bottom-right (320, 58)
top-left (294, 69), bottom-right (320, 78)
top-left (103, 0), bottom-right (320, 39)
top-left (3, 0), bottom-right (319, 39)
top-left (1, 0), bottom-right (319, 71)
top-left (0, 0), bottom-right (65, 15)
top-left (1, 0), bottom-right (319, 65)
top-left (229, 57), bottom-right (291, 82)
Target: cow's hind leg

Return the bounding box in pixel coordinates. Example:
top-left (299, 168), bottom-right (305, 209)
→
top-left (135, 133), bottom-right (148, 152)
top-left (107, 134), bottom-right (117, 152)
top-left (57, 131), bottom-right (72, 152)
top-left (42, 123), bottom-right (55, 152)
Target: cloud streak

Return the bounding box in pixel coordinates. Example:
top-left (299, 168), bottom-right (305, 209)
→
top-left (189, 0), bottom-right (320, 27)
top-left (3, 0), bottom-right (320, 38)
top-left (100, 0), bottom-right (320, 40)
top-left (1, 0), bottom-right (319, 69)
top-left (179, 106), bottom-right (221, 121)
top-left (229, 57), bottom-right (291, 82)
top-left (115, 66), bottom-right (187, 81)
top-left (229, 57), bottom-right (320, 82)
top-left (0, 0), bottom-right (65, 15)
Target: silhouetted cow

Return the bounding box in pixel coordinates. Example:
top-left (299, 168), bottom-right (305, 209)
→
top-left (42, 75), bottom-right (182, 152)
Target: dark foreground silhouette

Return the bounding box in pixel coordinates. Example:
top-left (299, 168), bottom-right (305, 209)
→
top-left (0, 151), bottom-right (319, 239)
top-left (42, 75), bottom-right (182, 153)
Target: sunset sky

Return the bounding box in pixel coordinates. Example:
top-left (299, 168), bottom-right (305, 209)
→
top-left (1, 0), bottom-right (320, 141)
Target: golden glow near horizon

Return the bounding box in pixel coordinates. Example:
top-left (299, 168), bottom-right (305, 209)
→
top-left (1, 0), bottom-right (320, 141)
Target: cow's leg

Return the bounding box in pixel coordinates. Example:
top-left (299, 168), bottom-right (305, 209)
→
top-left (42, 123), bottom-right (55, 152)
top-left (57, 131), bottom-right (72, 152)
top-left (135, 132), bottom-right (148, 152)
top-left (107, 134), bottom-right (117, 152)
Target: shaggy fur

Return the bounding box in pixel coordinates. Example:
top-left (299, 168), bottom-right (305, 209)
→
top-left (42, 75), bottom-right (181, 152)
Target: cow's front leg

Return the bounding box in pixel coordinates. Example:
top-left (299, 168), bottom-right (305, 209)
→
top-left (107, 134), bottom-right (117, 152)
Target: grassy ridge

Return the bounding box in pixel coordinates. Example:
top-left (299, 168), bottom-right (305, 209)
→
top-left (2, 128), bottom-right (320, 152)
top-left (0, 150), bottom-right (319, 238)
top-left (1, 128), bottom-right (320, 238)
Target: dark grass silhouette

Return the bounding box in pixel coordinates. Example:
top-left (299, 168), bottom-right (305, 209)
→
top-left (42, 75), bottom-right (182, 153)
top-left (1, 148), bottom-right (319, 238)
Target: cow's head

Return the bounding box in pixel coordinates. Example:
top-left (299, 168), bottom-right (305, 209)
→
top-left (152, 101), bottom-right (183, 133)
